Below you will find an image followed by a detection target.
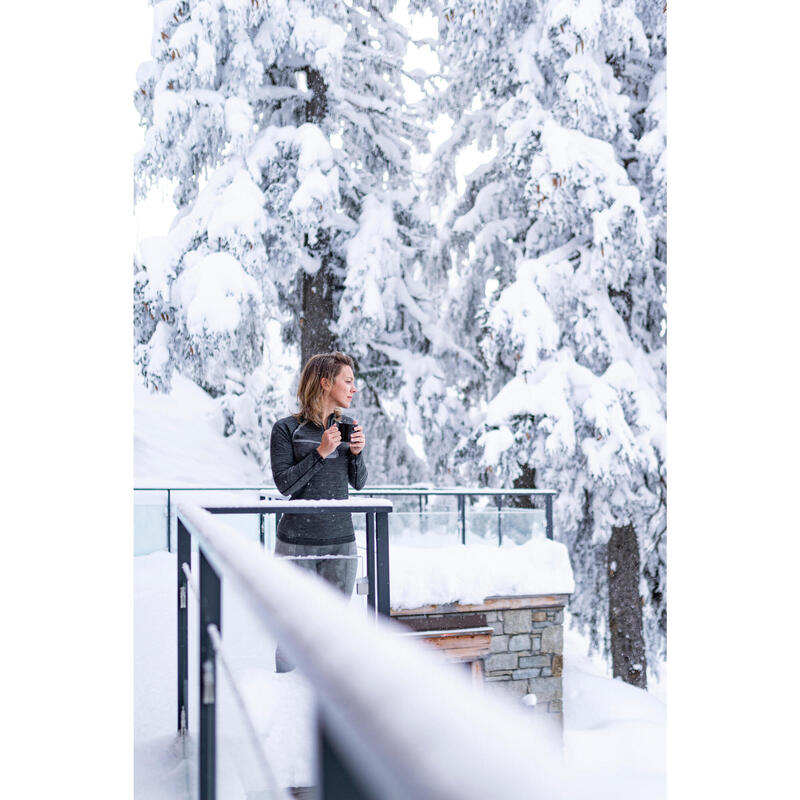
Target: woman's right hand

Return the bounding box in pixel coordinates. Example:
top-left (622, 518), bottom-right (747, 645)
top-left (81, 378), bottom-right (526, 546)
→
top-left (317, 423), bottom-right (342, 459)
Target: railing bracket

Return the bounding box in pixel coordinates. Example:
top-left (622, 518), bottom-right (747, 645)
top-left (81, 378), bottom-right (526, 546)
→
top-left (202, 660), bottom-right (215, 705)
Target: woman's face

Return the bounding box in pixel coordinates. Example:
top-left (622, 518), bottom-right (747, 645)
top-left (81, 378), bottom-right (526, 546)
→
top-left (323, 365), bottom-right (357, 408)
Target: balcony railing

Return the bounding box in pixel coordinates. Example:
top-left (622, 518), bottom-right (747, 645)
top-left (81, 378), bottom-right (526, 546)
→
top-left (174, 500), bottom-right (574, 800)
top-left (134, 486), bottom-right (556, 555)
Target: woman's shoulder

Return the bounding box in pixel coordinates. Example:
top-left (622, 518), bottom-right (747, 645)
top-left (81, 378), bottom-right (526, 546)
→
top-left (272, 414), bottom-right (300, 432)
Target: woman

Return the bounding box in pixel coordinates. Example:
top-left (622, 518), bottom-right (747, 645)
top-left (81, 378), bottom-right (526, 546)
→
top-left (270, 351), bottom-right (367, 672)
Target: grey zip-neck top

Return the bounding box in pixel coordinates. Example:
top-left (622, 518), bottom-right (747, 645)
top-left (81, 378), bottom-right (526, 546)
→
top-left (270, 412), bottom-right (368, 545)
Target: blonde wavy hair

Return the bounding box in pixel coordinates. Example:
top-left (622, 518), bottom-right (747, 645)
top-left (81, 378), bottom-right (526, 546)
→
top-left (294, 351), bottom-right (355, 427)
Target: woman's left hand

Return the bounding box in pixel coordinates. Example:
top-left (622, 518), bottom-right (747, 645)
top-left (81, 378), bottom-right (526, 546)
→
top-left (349, 423), bottom-right (366, 456)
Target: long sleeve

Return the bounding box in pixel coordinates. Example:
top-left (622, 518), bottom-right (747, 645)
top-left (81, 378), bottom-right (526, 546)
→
top-left (348, 450), bottom-right (368, 490)
top-left (270, 420), bottom-right (324, 496)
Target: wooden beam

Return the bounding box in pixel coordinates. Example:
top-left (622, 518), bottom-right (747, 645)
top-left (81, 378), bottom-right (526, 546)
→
top-left (400, 631), bottom-right (492, 661)
top-left (397, 612), bottom-right (487, 632)
top-left (397, 626), bottom-right (493, 640)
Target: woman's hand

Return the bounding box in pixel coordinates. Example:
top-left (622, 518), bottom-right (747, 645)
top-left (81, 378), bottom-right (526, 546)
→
top-left (317, 423), bottom-right (342, 458)
top-left (349, 423), bottom-right (365, 456)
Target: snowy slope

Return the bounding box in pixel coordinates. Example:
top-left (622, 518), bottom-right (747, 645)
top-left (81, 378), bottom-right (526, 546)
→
top-left (134, 370), bottom-right (267, 487)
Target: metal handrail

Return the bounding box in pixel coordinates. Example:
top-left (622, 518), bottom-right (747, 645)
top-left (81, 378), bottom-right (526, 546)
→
top-left (175, 502), bottom-right (576, 800)
top-left (134, 485), bottom-right (556, 493)
top-left (202, 498), bottom-right (393, 617)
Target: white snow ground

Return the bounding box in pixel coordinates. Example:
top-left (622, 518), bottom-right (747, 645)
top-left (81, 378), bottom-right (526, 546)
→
top-left (135, 551), bottom-right (665, 799)
top-left (134, 372), bottom-right (665, 798)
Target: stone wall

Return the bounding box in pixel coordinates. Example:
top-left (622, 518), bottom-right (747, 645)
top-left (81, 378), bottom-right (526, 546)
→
top-left (392, 595), bottom-right (568, 720)
top-left (483, 606), bottom-right (564, 715)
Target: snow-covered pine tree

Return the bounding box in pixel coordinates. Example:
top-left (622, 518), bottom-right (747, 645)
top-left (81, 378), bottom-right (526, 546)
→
top-left (420, 0), bottom-right (666, 678)
top-left (134, 0), bottom-right (458, 481)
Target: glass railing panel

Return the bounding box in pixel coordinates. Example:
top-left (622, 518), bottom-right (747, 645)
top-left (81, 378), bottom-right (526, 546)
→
top-left (134, 489), bottom-right (276, 555)
top-left (215, 575), bottom-right (317, 798)
top-left (500, 507), bottom-right (547, 542)
top-left (134, 490), bottom-right (168, 555)
top-left (355, 509), bottom-right (472, 545)
top-left (354, 507), bottom-right (547, 548)
top-left (135, 489), bottom-right (549, 554)
top-left (465, 507), bottom-right (547, 545)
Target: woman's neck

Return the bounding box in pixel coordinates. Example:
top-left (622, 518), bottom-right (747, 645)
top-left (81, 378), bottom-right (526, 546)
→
top-left (320, 402), bottom-right (336, 425)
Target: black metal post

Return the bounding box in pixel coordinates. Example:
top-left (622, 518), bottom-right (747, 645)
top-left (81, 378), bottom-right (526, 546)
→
top-left (167, 489), bottom-right (172, 552)
top-left (376, 511), bottom-right (390, 618)
top-left (458, 494), bottom-right (466, 545)
top-left (365, 512), bottom-right (376, 612)
top-left (199, 549), bottom-right (221, 800)
top-left (317, 713), bottom-right (371, 799)
top-left (545, 494), bottom-right (554, 540)
top-left (497, 495), bottom-right (503, 548)
top-left (259, 513), bottom-right (265, 547)
top-left (177, 518), bottom-right (190, 734)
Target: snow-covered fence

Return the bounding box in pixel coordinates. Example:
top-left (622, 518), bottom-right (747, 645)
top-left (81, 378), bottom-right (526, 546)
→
top-left (175, 501), bottom-right (580, 800)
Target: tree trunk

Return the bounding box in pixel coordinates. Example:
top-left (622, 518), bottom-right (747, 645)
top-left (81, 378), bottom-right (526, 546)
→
top-left (305, 67), bottom-right (328, 121)
top-left (300, 67), bottom-right (336, 365)
top-left (607, 523), bottom-right (647, 688)
top-left (511, 463), bottom-right (536, 508)
top-left (301, 244), bottom-right (335, 365)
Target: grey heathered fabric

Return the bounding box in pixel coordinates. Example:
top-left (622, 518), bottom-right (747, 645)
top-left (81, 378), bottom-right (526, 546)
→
top-left (273, 539), bottom-right (358, 673)
top-left (269, 412), bottom-right (368, 545)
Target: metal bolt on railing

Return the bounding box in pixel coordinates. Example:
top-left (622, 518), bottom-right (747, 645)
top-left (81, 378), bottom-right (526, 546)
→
top-left (202, 660), bottom-right (215, 705)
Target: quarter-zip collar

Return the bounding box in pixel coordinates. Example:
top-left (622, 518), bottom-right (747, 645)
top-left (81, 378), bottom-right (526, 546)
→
top-left (318, 412), bottom-right (336, 430)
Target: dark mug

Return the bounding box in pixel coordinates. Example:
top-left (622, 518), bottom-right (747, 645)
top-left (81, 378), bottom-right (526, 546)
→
top-left (337, 422), bottom-right (354, 443)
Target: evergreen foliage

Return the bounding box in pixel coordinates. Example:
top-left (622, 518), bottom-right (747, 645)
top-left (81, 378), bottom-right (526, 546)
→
top-left (419, 0), bottom-right (667, 666)
top-left (134, 0), bottom-right (667, 670)
top-left (134, 0), bottom-right (454, 479)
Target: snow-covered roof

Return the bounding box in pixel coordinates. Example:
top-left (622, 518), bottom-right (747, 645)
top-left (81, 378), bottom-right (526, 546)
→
top-left (390, 538), bottom-right (574, 610)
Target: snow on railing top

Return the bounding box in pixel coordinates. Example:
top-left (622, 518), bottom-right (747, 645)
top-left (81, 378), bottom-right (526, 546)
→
top-left (134, 485), bottom-right (556, 494)
top-left (200, 497), bottom-right (394, 511)
top-left (354, 487), bottom-right (557, 495)
top-left (176, 502), bottom-right (585, 800)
